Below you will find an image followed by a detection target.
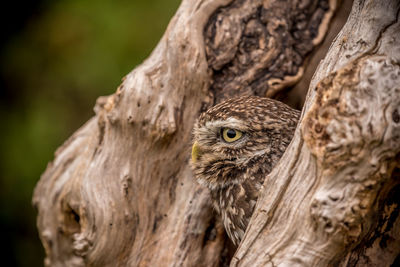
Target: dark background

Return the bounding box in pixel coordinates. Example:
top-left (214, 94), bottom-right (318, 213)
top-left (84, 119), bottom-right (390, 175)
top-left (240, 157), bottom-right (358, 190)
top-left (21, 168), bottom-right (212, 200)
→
top-left (0, 0), bottom-right (180, 265)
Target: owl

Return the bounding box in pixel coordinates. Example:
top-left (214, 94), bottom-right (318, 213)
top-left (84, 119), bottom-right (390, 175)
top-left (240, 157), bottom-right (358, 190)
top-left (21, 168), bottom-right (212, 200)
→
top-left (191, 95), bottom-right (300, 245)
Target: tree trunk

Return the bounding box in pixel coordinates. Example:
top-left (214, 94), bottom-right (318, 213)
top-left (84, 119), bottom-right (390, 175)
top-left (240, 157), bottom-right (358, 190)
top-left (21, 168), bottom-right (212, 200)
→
top-left (33, 0), bottom-right (400, 266)
top-left (233, 0), bottom-right (400, 265)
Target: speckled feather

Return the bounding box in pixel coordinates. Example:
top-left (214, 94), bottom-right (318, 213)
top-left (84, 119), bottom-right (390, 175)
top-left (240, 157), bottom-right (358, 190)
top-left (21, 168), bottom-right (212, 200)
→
top-left (191, 95), bottom-right (300, 245)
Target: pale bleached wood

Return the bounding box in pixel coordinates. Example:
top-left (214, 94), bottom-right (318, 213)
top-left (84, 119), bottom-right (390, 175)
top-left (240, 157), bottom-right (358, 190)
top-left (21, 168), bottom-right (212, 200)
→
top-left (232, 0), bottom-right (400, 266)
top-left (33, 1), bottom-right (229, 265)
top-left (31, 0), bottom-right (360, 266)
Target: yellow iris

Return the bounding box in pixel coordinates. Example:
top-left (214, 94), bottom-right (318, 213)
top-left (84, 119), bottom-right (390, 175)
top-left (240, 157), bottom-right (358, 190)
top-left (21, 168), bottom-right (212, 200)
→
top-left (222, 128), bottom-right (243, 143)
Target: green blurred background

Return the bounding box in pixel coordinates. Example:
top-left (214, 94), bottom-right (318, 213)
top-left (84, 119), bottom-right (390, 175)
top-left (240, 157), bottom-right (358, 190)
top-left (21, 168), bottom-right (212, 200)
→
top-left (0, 0), bottom-right (181, 265)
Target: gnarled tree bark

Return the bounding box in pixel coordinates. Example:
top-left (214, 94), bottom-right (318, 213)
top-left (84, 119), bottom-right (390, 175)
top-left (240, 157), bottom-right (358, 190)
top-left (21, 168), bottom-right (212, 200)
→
top-left (33, 0), bottom-right (400, 266)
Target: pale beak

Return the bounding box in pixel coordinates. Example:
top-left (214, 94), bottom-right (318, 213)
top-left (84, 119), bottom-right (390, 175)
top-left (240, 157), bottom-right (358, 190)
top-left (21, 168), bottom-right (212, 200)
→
top-left (191, 141), bottom-right (201, 163)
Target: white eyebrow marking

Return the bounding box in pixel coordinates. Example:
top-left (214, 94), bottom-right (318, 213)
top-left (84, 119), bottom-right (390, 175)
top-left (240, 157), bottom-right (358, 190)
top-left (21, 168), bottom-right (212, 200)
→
top-left (205, 118), bottom-right (247, 131)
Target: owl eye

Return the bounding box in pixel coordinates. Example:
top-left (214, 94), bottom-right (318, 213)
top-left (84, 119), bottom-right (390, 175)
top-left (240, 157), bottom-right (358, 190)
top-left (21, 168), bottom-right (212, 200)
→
top-left (222, 128), bottom-right (243, 143)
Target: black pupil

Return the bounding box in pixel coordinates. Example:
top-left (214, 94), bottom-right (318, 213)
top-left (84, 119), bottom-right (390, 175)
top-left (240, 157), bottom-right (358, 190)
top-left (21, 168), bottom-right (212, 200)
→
top-left (226, 129), bottom-right (236, 138)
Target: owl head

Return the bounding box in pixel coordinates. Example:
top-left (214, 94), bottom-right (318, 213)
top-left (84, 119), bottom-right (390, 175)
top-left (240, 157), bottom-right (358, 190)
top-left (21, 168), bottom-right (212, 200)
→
top-left (191, 96), bottom-right (299, 190)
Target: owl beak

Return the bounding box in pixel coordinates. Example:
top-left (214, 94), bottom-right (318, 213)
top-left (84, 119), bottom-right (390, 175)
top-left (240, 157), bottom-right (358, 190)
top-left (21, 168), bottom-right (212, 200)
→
top-left (191, 141), bottom-right (201, 163)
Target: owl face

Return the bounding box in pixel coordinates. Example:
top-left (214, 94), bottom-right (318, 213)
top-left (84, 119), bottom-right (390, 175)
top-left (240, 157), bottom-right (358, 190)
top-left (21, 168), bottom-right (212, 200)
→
top-left (191, 96), bottom-right (299, 190)
top-left (192, 119), bottom-right (265, 189)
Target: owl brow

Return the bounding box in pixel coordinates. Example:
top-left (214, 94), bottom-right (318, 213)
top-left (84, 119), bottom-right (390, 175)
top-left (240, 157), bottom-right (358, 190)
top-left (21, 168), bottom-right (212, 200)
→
top-left (204, 118), bottom-right (248, 131)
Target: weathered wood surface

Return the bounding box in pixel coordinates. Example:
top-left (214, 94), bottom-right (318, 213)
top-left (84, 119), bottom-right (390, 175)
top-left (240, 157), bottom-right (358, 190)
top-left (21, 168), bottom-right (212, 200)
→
top-left (33, 0), bottom-right (400, 266)
top-left (232, 0), bottom-right (400, 266)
